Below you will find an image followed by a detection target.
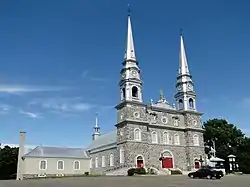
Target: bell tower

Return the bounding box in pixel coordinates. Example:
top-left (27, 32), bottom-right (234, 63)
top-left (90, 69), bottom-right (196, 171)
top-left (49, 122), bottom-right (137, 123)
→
top-left (119, 9), bottom-right (143, 103)
top-left (174, 31), bottom-right (197, 111)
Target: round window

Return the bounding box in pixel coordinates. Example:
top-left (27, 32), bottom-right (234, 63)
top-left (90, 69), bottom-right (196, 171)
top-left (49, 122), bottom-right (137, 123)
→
top-left (161, 117), bottom-right (168, 124)
top-left (133, 112), bottom-right (140, 118)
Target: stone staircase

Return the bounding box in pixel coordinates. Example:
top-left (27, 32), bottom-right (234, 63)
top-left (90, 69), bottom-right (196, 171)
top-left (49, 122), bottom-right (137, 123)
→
top-left (105, 164), bottom-right (133, 176)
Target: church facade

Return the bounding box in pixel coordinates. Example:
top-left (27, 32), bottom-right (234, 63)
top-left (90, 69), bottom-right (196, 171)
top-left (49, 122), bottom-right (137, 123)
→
top-left (87, 13), bottom-right (205, 174)
top-left (17, 13), bottom-right (205, 179)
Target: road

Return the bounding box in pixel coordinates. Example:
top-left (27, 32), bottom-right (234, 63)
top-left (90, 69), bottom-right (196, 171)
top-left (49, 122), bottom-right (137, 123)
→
top-left (0, 175), bottom-right (248, 187)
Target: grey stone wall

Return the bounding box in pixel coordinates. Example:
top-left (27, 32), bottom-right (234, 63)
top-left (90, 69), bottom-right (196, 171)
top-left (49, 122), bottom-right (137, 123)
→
top-left (89, 147), bottom-right (117, 174)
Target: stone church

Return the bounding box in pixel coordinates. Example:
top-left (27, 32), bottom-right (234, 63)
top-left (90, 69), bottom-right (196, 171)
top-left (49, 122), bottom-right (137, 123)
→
top-left (16, 13), bottom-right (205, 179)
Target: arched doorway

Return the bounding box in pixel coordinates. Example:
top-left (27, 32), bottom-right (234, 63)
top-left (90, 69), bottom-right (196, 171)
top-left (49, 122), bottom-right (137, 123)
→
top-left (161, 151), bottom-right (173, 169)
top-left (194, 159), bottom-right (200, 169)
top-left (136, 156), bottom-right (144, 168)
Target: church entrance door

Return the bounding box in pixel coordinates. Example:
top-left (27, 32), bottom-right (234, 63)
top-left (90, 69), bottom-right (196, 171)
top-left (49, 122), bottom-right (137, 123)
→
top-left (136, 156), bottom-right (144, 168)
top-left (162, 157), bottom-right (173, 168)
top-left (194, 160), bottom-right (200, 169)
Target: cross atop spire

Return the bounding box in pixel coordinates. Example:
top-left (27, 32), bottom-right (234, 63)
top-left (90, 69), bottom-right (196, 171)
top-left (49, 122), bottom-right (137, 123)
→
top-left (124, 6), bottom-right (136, 61)
top-left (127, 4), bottom-right (131, 16)
top-left (178, 30), bottom-right (190, 76)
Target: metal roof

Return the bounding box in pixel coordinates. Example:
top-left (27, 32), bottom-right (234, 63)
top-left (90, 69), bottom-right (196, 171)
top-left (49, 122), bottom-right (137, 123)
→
top-left (24, 146), bottom-right (89, 159)
top-left (87, 130), bottom-right (117, 150)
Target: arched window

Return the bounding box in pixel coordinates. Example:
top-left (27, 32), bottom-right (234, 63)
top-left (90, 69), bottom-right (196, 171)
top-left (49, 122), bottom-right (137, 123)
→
top-left (132, 86), bottom-right (138, 97)
top-left (151, 131), bottom-right (158, 144)
top-left (178, 99), bottom-right (184, 110)
top-left (189, 98), bottom-right (194, 108)
top-left (39, 160), bottom-right (47, 170)
top-left (57, 160), bottom-right (64, 170)
top-left (174, 134), bottom-right (180, 145)
top-left (122, 88), bottom-right (126, 99)
top-left (193, 134), bottom-right (199, 146)
top-left (110, 153), bottom-right (114, 166)
top-left (120, 147), bottom-right (124, 164)
top-left (101, 156), bottom-right (106, 167)
top-left (163, 131), bottom-right (169, 144)
top-left (74, 160), bottom-right (80, 170)
top-left (134, 128), bottom-right (141, 141)
top-left (95, 156), bottom-right (98, 168)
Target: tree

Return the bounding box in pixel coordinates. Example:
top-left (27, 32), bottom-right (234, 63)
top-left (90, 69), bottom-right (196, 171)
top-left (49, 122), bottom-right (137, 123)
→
top-left (0, 146), bottom-right (19, 180)
top-left (203, 118), bottom-right (250, 174)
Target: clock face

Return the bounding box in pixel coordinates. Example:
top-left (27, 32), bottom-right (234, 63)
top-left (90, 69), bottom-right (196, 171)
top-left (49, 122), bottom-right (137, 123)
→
top-left (132, 70), bottom-right (137, 76)
top-left (187, 83), bottom-right (192, 89)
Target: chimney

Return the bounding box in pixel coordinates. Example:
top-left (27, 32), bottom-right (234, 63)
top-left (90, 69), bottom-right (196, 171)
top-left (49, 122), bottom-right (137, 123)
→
top-left (16, 132), bottom-right (26, 180)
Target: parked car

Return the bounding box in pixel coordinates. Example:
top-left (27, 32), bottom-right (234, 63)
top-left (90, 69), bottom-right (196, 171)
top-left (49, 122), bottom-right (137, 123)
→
top-left (188, 168), bottom-right (224, 179)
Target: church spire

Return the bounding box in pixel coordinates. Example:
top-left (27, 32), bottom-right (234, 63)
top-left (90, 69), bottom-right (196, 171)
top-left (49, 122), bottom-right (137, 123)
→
top-left (178, 30), bottom-right (190, 76)
top-left (118, 5), bottom-right (143, 103)
top-left (92, 112), bottom-right (100, 140)
top-left (124, 4), bottom-right (136, 61)
top-left (175, 30), bottom-right (196, 111)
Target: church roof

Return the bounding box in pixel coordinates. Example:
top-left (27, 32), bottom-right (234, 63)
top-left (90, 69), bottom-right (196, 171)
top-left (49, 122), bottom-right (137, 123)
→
top-left (24, 146), bottom-right (89, 159)
top-left (87, 130), bottom-right (117, 151)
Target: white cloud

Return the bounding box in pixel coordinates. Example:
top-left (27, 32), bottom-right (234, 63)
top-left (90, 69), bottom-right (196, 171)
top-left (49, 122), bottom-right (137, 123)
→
top-left (0, 85), bottom-right (67, 94)
top-left (19, 110), bottom-right (41, 119)
top-left (29, 97), bottom-right (94, 114)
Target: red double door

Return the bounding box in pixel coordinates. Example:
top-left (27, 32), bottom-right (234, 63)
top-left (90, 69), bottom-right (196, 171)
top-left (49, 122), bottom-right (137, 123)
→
top-left (162, 157), bottom-right (173, 168)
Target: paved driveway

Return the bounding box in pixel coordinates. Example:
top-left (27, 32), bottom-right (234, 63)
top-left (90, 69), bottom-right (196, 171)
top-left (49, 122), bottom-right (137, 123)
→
top-left (0, 175), bottom-right (249, 187)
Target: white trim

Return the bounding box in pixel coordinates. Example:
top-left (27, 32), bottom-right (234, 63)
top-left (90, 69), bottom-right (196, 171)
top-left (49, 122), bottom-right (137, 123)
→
top-left (57, 160), bottom-right (64, 170)
top-left (160, 150), bottom-right (175, 169)
top-left (174, 133), bottom-right (180, 145)
top-left (151, 131), bottom-right (158, 144)
top-left (120, 147), bottom-right (124, 164)
top-left (95, 156), bottom-right (98, 168)
top-left (134, 128), bottom-right (141, 141)
top-left (193, 134), bottom-right (199, 146)
top-left (109, 153), bottom-right (114, 166)
top-left (73, 160), bottom-right (80, 170)
top-left (90, 158), bottom-right (92, 168)
top-left (39, 160), bottom-right (47, 170)
top-left (135, 154), bottom-right (145, 168)
top-left (162, 131), bottom-right (169, 144)
top-left (101, 155), bottom-right (106, 167)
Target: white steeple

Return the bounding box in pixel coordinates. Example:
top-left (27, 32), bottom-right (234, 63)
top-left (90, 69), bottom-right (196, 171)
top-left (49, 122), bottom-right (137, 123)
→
top-left (179, 32), bottom-right (190, 76)
top-left (175, 30), bottom-right (196, 111)
top-left (92, 112), bottom-right (100, 140)
top-left (119, 6), bottom-right (143, 103)
top-left (124, 11), bottom-right (136, 61)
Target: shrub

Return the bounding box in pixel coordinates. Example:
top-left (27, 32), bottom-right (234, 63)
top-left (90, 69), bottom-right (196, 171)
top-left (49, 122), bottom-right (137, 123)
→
top-left (84, 172), bottom-right (89, 176)
top-left (170, 169), bottom-right (182, 175)
top-left (147, 168), bottom-right (157, 175)
top-left (127, 168), bottom-right (135, 176)
top-left (134, 167), bottom-right (146, 175)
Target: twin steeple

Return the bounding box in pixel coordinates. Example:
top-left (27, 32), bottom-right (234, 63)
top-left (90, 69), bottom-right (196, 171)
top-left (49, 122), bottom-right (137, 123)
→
top-left (119, 7), bottom-right (143, 103)
top-left (175, 31), bottom-right (196, 111)
top-left (118, 7), bottom-right (197, 111)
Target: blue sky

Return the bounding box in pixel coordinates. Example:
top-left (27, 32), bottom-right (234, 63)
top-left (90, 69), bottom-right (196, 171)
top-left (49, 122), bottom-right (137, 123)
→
top-left (0, 0), bottom-right (249, 147)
